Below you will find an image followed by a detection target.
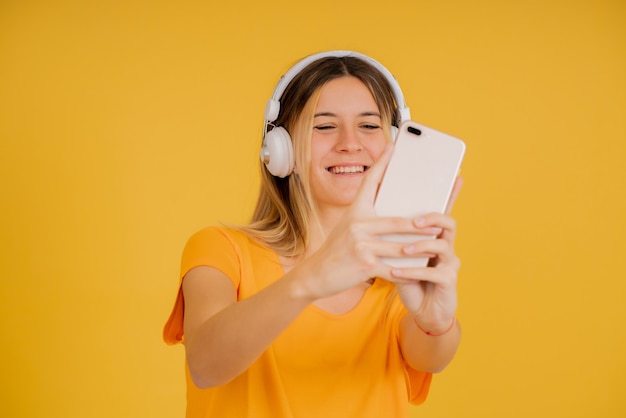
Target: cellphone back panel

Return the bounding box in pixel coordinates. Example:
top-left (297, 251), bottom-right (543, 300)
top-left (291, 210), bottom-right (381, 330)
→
top-left (374, 120), bottom-right (466, 268)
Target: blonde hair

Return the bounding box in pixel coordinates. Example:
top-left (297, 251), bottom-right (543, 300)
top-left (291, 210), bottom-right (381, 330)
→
top-left (240, 55), bottom-right (398, 257)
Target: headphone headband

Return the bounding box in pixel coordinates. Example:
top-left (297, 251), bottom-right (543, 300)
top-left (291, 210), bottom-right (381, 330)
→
top-left (264, 50), bottom-right (411, 124)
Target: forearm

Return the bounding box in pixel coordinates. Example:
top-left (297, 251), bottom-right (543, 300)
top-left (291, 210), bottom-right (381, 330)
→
top-left (398, 314), bottom-right (461, 373)
top-left (184, 269), bottom-right (315, 389)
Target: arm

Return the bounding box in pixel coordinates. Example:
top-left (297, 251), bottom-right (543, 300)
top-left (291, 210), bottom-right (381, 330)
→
top-left (393, 226), bottom-right (462, 373)
top-left (399, 313), bottom-right (461, 373)
top-left (182, 264), bottom-right (315, 389)
top-left (181, 145), bottom-right (398, 388)
top-left (393, 178), bottom-right (464, 372)
top-left (392, 215), bottom-right (463, 373)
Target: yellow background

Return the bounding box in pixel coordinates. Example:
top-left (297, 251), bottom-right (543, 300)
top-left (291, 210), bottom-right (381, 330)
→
top-left (1, 0), bottom-right (624, 417)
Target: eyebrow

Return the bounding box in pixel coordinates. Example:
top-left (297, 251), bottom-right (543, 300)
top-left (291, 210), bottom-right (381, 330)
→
top-left (314, 111), bottom-right (381, 118)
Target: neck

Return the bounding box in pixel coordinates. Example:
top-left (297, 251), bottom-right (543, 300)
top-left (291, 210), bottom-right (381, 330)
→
top-left (306, 204), bottom-right (348, 256)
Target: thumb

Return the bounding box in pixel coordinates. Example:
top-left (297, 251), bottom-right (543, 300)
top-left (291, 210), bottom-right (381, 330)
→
top-left (353, 143), bottom-right (395, 209)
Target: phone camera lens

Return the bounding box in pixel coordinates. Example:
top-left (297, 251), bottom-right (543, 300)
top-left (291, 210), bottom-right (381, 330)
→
top-left (408, 126), bottom-right (422, 136)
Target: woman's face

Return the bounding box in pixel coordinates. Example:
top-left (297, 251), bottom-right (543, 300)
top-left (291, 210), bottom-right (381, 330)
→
top-left (307, 76), bottom-right (387, 211)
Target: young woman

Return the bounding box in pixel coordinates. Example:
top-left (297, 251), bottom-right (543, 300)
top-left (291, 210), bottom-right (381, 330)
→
top-left (164, 51), bottom-right (463, 417)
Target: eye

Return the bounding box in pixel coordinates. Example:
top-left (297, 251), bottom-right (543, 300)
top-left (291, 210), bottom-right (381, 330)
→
top-left (360, 123), bottom-right (381, 130)
top-left (314, 124), bottom-right (336, 131)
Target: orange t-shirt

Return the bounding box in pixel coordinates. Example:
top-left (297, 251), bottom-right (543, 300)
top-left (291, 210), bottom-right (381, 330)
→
top-left (164, 226), bottom-right (431, 418)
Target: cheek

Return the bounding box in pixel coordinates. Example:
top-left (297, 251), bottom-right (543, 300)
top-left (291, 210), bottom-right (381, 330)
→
top-left (367, 137), bottom-right (388, 159)
top-left (309, 136), bottom-right (333, 166)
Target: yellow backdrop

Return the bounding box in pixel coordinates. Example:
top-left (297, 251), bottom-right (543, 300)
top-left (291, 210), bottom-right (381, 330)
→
top-left (1, 0), bottom-right (624, 417)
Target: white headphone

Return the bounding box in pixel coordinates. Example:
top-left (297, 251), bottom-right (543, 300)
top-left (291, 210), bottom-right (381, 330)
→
top-left (260, 50), bottom-right (411, 178)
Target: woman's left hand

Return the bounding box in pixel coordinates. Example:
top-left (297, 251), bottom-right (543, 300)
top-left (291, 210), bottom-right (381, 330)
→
top-left (391, 178), bottom-right (463, 334)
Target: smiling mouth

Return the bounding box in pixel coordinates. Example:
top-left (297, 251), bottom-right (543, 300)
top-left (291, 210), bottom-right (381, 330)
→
top-left (327, 165), bottom-right (367, 174)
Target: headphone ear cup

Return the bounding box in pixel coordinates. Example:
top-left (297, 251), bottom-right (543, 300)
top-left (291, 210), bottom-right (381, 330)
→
top-left (391, 126), bottom-right (399, 142)
top-left (263, 127), bottom-right (294, 178)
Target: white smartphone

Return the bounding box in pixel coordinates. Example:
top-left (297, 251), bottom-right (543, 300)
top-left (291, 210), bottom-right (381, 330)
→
top-left (374, 120), bottom-right (466, 268)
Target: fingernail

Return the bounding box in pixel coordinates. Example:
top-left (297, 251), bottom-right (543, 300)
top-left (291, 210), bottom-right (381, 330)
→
top-left (414, 217), bottom-right (426, 227)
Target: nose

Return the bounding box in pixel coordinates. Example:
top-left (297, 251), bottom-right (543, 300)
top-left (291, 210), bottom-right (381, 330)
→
top-left (335, 127), bottom-right (363, 152)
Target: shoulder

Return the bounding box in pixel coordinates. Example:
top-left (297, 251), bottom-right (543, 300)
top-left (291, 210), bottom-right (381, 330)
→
top-left (184, 226), bottom-right (244, 249)
top-left (183, 225), bottom-right (273, 264)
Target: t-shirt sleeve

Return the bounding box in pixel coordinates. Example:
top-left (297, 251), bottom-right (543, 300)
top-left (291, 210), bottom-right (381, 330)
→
top-left (404, 366), bottom-right (432, 405)
top-left (162, 227), bottom-right (242, 345)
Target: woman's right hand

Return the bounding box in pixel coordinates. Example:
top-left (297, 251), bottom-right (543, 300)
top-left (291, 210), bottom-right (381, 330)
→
top-left (296, 143), bottom-right (434, 299)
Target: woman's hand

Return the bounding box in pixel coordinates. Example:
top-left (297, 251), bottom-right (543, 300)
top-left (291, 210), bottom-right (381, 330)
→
top-left (299, 143), bottom-right (464, 335)
top-left (299, 143), bottom-right (397, 296)
top-left (390, 178), bottom-right (463, 334)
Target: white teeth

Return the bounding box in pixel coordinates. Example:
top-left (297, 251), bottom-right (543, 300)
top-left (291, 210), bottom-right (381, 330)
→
top-left (329, 166), bottom-right (365, 174)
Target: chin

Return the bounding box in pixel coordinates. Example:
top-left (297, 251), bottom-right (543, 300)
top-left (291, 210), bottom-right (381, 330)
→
top-left (331, 191), bottom-right (359, 207)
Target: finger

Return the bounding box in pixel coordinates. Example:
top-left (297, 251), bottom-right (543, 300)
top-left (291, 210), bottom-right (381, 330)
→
top-left (390, 264), bottom-right (458, 285)
top-left (444, 176), bottom-right (464, 215)
top-left (350, 215), bottom-right (443, 241)
top-left (352, 143), bottom-right (395, 208)
top-left (362, 236), bottom-right (430, 260)
top-left (402, 238), bottom-right (459, 266)
top-left (413, 213), bottom-right (457, 239)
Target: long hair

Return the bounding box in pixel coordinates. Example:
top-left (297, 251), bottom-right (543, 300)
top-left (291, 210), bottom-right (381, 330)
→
top-left (240, 55), bottom-right (399, 257)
